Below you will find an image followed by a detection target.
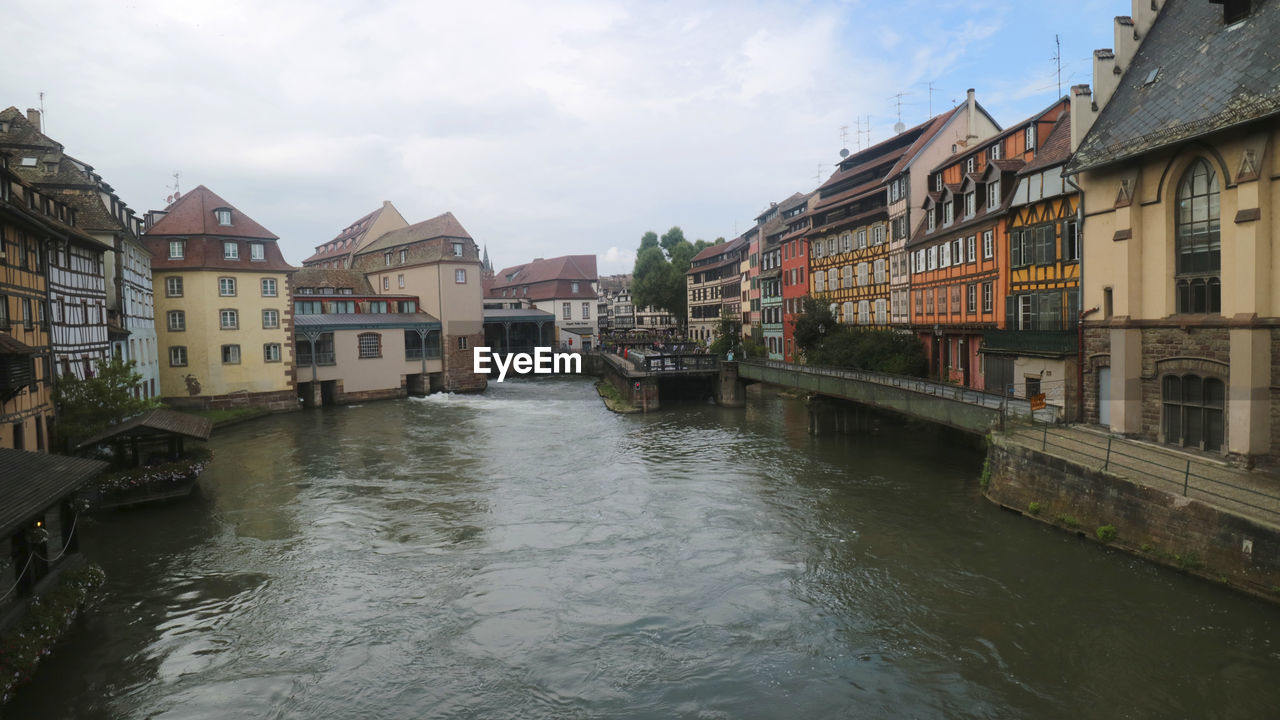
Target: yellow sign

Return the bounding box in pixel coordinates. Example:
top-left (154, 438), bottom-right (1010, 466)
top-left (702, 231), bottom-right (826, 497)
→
top-left (1030, 393), bottom-right (1047, 410)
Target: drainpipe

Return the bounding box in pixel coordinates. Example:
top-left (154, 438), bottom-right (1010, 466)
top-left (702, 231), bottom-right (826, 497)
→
top-left (1077, 306), bottom-right (1099, 422)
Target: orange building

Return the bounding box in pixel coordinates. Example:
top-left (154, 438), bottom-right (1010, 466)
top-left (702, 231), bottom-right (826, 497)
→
top-left (907, 98), bottom-right (1070, 389)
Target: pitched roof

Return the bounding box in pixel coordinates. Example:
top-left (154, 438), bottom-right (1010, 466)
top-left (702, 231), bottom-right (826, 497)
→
top-left (290, 267), bottom-right (375, 293)
top-left (490, 255), bottom-right (599, 288)
top-left (303, 203), bottom-right (391, 264)
top-left (0, 333), bottom-right (39, 355)
top-left (145, 185), bottom-right (279, 239)
top-left (689, 237), bottom-right (746, 265)
top-left (0, 448), bottom-right (107, 536)
top-left (75, 409), bottom-right (213, 450)
top-left (884, 106), bottom-right (971, 179)
top-left (355, 212), bottom-right (472, 255)
top-left (1019, 113), bottom-right (1073, 175)
top-left (1069, 0), bottom-right (1280, 174)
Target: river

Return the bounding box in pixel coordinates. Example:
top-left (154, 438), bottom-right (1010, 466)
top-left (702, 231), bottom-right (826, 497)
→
top-left (7, 378), bottom-right (1280, 719)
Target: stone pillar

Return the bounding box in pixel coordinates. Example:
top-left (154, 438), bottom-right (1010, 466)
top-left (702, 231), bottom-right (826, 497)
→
top-left (716, 361), bottom-right (745, 407)
top-left (301, 381), bottom-right (322, 408)
top-left (632, 376), bottom-right (660, 412)
top-left (1110, 327), bottom-right (1143, 435)
top-left (1229, 328), bottom-right (1271, 458)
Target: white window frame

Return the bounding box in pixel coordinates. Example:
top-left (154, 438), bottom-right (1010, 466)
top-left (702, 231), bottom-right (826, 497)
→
top-left (261, 278), bottom-right (277, 297)
top-left (168, 240), bottom-right (184, 260)
top-left (223, 241), bottom-right (239, 260)
top-left (262, 309), bottom-right (279, 329)
top-left (967, 235), bottom-right (977, 263)
top-left (166, 276), bottom-right (183, 297)
top-left (220, 309), bottom-right (238, 330)
top-left (221, 344), bottom-right (241, 364)
top-left (264, 343), bottom-right (282, 363)
top-left (169, 346), bottom-right (187, 366)
top-left (250, 243), bottom-right (265, 261)
top-left (455, 269), bottom-right (466, 284)
top-left (219, 277), bottom-right (236, 296)
top-left (983, 230), bottom-right (994, 259)
top-left (988, 180), bottom-right (1001, 209)
top-left (167, 310), bottom-right (185, 331)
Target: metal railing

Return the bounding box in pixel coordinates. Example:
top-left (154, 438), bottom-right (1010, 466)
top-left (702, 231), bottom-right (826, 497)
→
top-left (296, 352), bottom-right (336, 366)
top-left (743, 359), bottom-right (1062, 423)
top-left (1016, 426), bottom-right (1280, 522)
top-left (404, 347), bottom-right (441, 360)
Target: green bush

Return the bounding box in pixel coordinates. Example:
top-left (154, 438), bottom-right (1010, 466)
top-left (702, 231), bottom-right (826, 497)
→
top-left (1096, 524), bottom-right (1118, 542)
top-left (1055, 514), bottom-right (1080, 528)
top-left (1028, 502), bottom-right (1043, 515)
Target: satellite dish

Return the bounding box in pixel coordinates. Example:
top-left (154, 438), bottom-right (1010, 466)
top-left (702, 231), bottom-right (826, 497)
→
top-left (894, 121), bottom-right (906, 133)
top-left (839, 148), bottom-right (850, 158)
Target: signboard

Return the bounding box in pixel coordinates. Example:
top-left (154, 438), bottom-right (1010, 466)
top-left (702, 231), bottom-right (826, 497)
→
top-left (1030, 393), bottom-right (1047, 411)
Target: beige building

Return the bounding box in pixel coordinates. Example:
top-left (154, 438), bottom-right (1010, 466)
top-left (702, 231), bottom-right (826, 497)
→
top-left (486, 255), bottom-right (600, 350)
top-left (351, 212), bottom-right (486, 392)
top-left (142, 186), bottom-right (297, 410)
top-left (1068, 0), bottom-right (1280, 461)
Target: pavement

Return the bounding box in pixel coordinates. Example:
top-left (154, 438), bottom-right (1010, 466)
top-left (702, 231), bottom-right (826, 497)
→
top-left (1001, 423), bottom-right (1280, 530)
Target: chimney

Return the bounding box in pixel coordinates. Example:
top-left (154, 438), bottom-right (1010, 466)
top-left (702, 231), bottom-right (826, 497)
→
top-left (966, 88), bottom-right (977, 141)
top-left (1114, 17), bottom-right (1138, 71)
top-left (1092, 49), bottom-right (1119, 111)
top-left (1131, 0), bottom-right (1163, 37)
top-left (1070, 84), bottom-right (1095, 152)
top-left (26, 108), bottom-right (40, 132)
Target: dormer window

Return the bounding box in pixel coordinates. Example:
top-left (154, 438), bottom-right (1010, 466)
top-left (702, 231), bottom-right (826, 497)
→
top-left (989, 144), bottom-right (1002, 161)
top-left (1025, 125), bottom-right (1036, 150)
top-left (934, 174), bottom-right (943, 192)
top-left (214, 208), bottom-right (232, 226)
top-left (224, 241), bottom-right (239, 260)
top-left (452, 242), bottom-right (464, 257)
top-left (250, 242), bottom-right (265, 261)
top-left (943, 201), bottom-right (954, 225)
top-left (927, 209), bottom-right (937, 233)
top-left (987, 180), bottom-right (1001, 209)
top-left (966, 158), bottom-right (975, 173)
top-left (20, 157), bottom-right (37, 167)
top-left (572, 281), bottom-right (580, 293)
top-left (169, 240), bottom-right (185, 259)
top-left (964, 192), bottom-right (975, 217)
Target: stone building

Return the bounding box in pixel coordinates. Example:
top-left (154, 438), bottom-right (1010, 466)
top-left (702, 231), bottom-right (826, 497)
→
top-left (1067, 0), bottom-right (1280, 461)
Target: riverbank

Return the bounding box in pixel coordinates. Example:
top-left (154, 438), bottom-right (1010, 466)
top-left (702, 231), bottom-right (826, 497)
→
top-left (985, 427), bottom-right (1280, 604)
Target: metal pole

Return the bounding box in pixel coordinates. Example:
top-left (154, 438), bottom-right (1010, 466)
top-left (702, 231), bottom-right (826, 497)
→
top-left (1104, 437), bottom-right (1112, 471)
top-left (1183, 459), bottom-right (1191, 496)
top-left (1042, 424), bottom-right (1048, 451)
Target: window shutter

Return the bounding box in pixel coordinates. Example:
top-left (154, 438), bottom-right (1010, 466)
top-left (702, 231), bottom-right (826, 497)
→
top-left (1005, 296), bottom-right (1015, 327)
top-left (1010, 230), bottom-right (1022, 267)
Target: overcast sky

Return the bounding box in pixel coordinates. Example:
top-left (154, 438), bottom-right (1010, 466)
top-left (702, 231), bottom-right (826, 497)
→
top-left (5, 0), bottom-right (1117, 274)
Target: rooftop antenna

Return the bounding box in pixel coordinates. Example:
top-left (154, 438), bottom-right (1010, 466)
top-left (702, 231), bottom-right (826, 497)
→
top-left (839, 125), bottom-right (850, 157)
top-left (165, 171), bottom-right (182, 205)
top-left (1054, 34), bottom-right (1062, 97)
top-left (890, 92), bottom-right (912, 134)
top-left (926, 81), bottom-right (942, 118)
top-left (864, 115), bottom-right (872, 148)
top-left (815, 163), bottom-right (824, 184)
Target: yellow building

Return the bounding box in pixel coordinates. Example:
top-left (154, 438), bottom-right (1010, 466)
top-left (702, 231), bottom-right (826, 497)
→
top-left (141, 186), bottom-right (297, 410)
top-left (1068, 0), bottom-right (1280, 461)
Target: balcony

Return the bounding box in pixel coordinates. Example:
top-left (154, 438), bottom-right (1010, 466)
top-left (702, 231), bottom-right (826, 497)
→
top-left (296, 351), bottom-right (336, 366)
top-left (981, 330), bottom-right (1076, 357)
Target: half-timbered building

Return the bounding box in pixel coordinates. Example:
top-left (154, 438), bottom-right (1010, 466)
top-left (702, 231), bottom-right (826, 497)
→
top-left (908, 97), bottom-right (1070, 390)
top-left (981, 112), bottom-right (1081, 413)
top-left (687, 237), bottom-right (746, 342)
top-left (780, 192), bottom-right (813, 361)
top-left (0, 151), bottom-right (55, 452)
top-left (0, 109), bottom-right (111, 381)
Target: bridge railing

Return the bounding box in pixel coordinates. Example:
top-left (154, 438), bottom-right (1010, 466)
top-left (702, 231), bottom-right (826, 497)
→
top-left (742, 359), bottom-right (1062, 423)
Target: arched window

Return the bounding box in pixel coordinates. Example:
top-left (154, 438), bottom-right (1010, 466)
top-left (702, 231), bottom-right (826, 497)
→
top-left (1161, 373), bottom-right (1225, 451)
top-left (1175, 159), bottom-right (1221, 314)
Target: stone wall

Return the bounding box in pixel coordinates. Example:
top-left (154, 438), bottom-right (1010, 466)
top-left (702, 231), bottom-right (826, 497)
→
top-left (163, 389), bottom-right (299, 412)
top-left (986, 436), bottom-right (1280, 603)
top-left (444, 332), bottom-right (487, 393)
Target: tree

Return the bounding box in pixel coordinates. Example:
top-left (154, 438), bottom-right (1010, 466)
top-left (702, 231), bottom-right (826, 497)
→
top-left (792, 298), bottom-right (838, 356)
top-left (708, 311), bottom-right (742, 358)
top-left (632, 225), bottom-right (714, 329)
top-left (53, 355), bottom-right (160, 450)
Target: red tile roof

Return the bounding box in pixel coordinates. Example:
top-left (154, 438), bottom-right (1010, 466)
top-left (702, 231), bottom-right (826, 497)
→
top-left (490, 255), bottom-right (598, 288)
top-left (145, 185), bottom-right (279, 239)
top-left (303, 204), bottom-right (388, 264)
top-left (1019, 113), bottom-right (1072, 175)
top-left (356, 212), bottom-right (472, 255)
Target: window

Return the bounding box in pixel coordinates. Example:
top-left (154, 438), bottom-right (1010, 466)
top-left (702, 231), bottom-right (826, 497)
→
top-left (814, 271), bottom-right (826, 293)
top-left (166, 276), bottom-right (183, 297)
top-left (262, 309), bottom-right (279, 328)
top-left (874, 258), bottom-right (885, 284)
top-left (989, 143), bottom-right (1002, 160)
top-left (874, 298), bottom-right (887, 325)
top-left (383, 277), bottom-right (390, 291)
top-left (358, 332), bottom-right (382, 359)
top-left (1175, 159), bottom-right (1221, 314)
top-left (1025, 125), bottom-right (1036, 151)
top-left (842, 301), bottom-right (854, 324)
top-left (221, 344), bottom-right (241, 364)
top-left (572, 281), bottom-right (580, 293)
top-left (927, 208), bottom-right (936, 232)
top-left (264, 343), bottom-right (281, 362)
top-left (169, 346), bottom-right (187, 366)
top-left (296, 301), bottom-right (322, 315)
top-left (368, 301), bottom-right (389, 313)
top-left (951, 285), bottom-right (961, 314)
top-left (215, 209), bottom-right (232, 226)
top-left (872, 225), bottom-right (885, 245)
top-left (928, 246), bottom-right (937, 270)
top-left (582, 302), bottom-right (590, 320)
top-left (1062, 220), bottom-right (1080, 262)
top-left (967, 235), bottom-right (976, 263)
top-left (842, 265), bottom-right (853, 289)
top-left (964, 192), bottom-right (975, 217)
top-left (562, 302), bottom-right (571, 320)
top-left (944, 201), bottom-right (954, 225)
top-left (250, 243), bottom-right (265, 261)
top-left (966, 157), bottom-right (975, 173)
top-left (399, 249), bottom-right (407, 263)
top-left (224, 241), bottom-right (239, 260)
top-left (926, 289), bottom-right (934, 314)
top-left (330, 301), bottom-right (355, 314)
top-left (828, 268), bottom-right (838, 290)
top-left (982, 231), bottom-right (994, 259)
top-left (385, 253), bottom-right (392, 266)
top-left (982, 282), bottom-right (993, 312)
top-left (167, 310), bottom-right (185, 331)
top-left (857, 263), bottom-right (869, 286)
top-left (987, 180), bottom-right (1000, 209)
top-left (219, 277), bottom-right (236, 296)
top-left (457, 336), bottom-right (468, 350)
top-left (168, 240), bottom-right (185, 259)
top-left (455, 269), bottom-right (466, 284)
top-left (261, 278), bottom-right (277, 296)
top-left (398, 274), bottom-right (405, 288)
top-left (220, 309), bottom-right (239, 329)
top-left (1162, 374), bottom-right (1225, 452)
top-left (967, 284), bottom-right (977, 313)
top-left (452, 242), bottom-right (464, 257)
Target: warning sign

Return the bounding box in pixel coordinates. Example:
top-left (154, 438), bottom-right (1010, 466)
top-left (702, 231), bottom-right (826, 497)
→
top-left (1030, 393), bottom-right (1047, 411)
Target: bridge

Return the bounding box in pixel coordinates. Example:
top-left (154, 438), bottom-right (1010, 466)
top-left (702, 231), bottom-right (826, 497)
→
top-left (733, 360), bottom-right (1057, 434)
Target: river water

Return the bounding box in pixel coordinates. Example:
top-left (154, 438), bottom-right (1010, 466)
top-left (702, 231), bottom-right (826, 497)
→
top-left (7, 378), bottom-right (1280, 719)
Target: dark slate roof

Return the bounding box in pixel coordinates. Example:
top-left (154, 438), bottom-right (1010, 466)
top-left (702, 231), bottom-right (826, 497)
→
top-left (75, 409), bottom-right (213, 450)
top-left (290, 267), bottom-right (375, 293)
top-left (483, 308), bottom-right (556, 321)
top-left (1068, 0), bottom-right (1280, 174)
top-left (0, 448), bottom-right (108, 536)
top-left (304, 204), bottom-right (386, 264)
